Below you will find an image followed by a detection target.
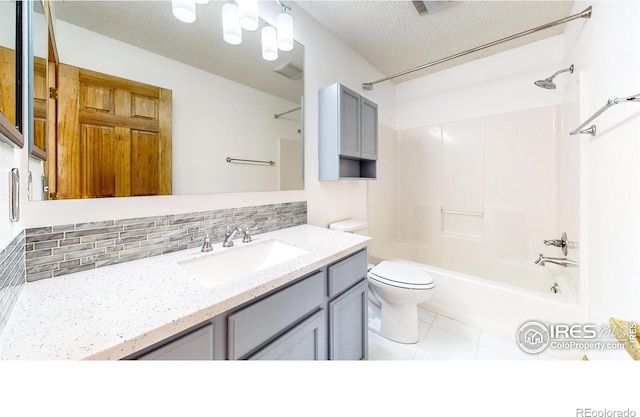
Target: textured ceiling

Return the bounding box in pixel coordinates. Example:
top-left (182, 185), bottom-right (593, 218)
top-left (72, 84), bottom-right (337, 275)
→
top-left (295, 0), bottom-right (575, 84)
top-left (52, 1), bottom-right (576, 95)
top-left (52, 1), bottom-right (304, 103)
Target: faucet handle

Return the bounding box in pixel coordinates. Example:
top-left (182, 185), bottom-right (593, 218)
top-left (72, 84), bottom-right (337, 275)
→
top-left (201, 234), bottom-right (213, 252)
top-left (543, 232), bottom-right (568, 256)
top-left (242, 226), bottom-right (252, 243)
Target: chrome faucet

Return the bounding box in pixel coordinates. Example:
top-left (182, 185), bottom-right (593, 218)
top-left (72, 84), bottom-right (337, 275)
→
top-left (202, 234), bottom-right (213, 252)
top-left (222, 226), bottom-right (252, 247)
top-left (534, 254), bottom-right (579, 268)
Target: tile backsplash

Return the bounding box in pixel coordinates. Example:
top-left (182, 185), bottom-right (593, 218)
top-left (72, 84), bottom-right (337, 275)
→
top-left (0, 232), bottom-right (26, 335)
top-left (25, 202), bottom-right (307, 282)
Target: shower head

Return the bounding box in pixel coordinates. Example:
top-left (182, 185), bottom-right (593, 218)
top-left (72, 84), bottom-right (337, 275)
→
top-left (534, 64), bottom-right (574, 90)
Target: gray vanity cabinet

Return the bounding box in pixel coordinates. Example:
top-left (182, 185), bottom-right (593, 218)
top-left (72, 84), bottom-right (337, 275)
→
top-left (131, 249), bottom-right (368, 361)
top-left (248, 310), bottom-right (327, 360)
top-left (329, 280), bottom-right (368, 360)
top-left (137, 324), bottom-right (215, 360)
top-left (227, 270), bottom-right (326, 359)
top-left (319, 83), bottom-right (378, 180)
top-left (327, 249), bottom-right (369, 360)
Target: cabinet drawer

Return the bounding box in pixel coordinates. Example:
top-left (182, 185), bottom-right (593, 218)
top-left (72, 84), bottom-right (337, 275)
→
top-left (249, 310), bottom-right (327, 360)
top-left (228, 271), bottom-right (326, 359)
top-left (328, 249), bottom-right (367, 298)
top-left (137, 324), bottom-right (214, 360)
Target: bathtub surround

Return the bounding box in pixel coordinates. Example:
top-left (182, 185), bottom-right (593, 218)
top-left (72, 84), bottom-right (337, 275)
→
top-left (390, 105), bottom-right (569, 280)
top-left (367, 33), bottom-right (585, 350)
top-left (25, 202), bottom-right (306, 282)
top-left (0, 232), bottom-right (26, 335)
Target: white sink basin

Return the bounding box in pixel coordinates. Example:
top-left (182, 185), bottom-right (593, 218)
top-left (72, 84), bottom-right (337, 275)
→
top-left (178, 240), bottom-right (309, 288)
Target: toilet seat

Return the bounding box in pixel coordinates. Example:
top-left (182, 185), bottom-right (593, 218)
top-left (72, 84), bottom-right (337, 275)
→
top-left (368, 260), bottom-right (435, 290)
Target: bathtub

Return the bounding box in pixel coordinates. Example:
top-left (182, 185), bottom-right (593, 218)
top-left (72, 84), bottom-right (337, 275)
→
top-left (370, 241), bottom-right (583, 356)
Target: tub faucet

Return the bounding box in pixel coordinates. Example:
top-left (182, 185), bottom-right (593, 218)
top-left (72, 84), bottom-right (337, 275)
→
top-left (534, 254), bottom-right (579, 268)
top-left (222, 226), bottom-right (252, 247)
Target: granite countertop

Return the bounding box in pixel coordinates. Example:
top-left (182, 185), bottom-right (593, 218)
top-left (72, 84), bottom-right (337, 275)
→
top-left (0, 225), bottom-right (371, 360)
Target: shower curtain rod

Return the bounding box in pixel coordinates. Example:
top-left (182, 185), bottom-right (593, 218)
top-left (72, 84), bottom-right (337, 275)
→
top-left (362, 6), bottom-right (592, 90)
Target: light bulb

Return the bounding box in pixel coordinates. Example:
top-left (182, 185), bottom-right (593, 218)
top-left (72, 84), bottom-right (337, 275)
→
top-left (222, 3), bottom-right (242, 45)
top-left (172, 0), bottom-right (196, 23)
top-left (277, 10), bottom-right (293, 51)
top-left (262, 26), bottom-right (278, 61)
top-left (238, 0), bottom-right (258, 31)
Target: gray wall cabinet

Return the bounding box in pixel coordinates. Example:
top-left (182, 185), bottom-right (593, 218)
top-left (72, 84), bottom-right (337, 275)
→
top-left (129, 249), bottom-right (369, 360)
top-left (319, 83), bottom-right (378, 180)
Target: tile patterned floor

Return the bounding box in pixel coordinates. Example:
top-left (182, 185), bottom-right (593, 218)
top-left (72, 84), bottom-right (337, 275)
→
top-left (368, 309), bottom-right (559, 360)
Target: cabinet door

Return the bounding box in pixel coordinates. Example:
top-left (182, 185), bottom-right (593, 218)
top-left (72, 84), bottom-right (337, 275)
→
top-left (360, 97), bottom-right (378, 160)
top-left (249, 310), bottom-right (327, 360)
top-left (137, 324), bottom-right (214, 360)
top-left (329, 280), bottom-right (368, 360)
top-left (338, 84), bottom-right (361, 158)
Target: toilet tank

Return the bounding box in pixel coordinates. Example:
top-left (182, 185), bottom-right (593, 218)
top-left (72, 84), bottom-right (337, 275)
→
top-left (328, 219), bottom-right (369, 234)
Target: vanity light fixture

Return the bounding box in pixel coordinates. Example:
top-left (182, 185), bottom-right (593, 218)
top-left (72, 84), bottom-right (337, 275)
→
top-left (222, 1), bottom-right (242, 45)
top-left (261, 24), bottom-right (278, 61)
top-left (238, 0), bottom-right (259, 31)
top-left (172, 0), bottom-right (196, 23)
top-left (171, 0), bottom-right (294, 60)
top-left (276, 3), bottom-right (293, 51)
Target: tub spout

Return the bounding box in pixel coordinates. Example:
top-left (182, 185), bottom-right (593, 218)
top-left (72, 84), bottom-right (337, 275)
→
top-left (534, 254), bottom-right (579, 268)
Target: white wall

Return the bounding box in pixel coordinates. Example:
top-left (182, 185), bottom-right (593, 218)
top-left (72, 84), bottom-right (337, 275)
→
top-left (19, 2), bottom-right (394, 229)
top-left (0, 2), bottom-right (15, 49)
top-left (564, 1), bottom-right (640, 331)
top-left (396, 35), bottom-right (565, 128)
top-left (0, 1), bottom-right (27, 249)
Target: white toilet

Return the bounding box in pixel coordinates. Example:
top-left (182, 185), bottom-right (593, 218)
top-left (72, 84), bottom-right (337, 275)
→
top-left (328, 219), bottom-right (436, 344)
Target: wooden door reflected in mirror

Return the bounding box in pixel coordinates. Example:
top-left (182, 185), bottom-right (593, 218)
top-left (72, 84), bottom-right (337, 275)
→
top-left (29, 0), bottom-right (48, 160)
top-left (54, 64), bottom-right (172, 199)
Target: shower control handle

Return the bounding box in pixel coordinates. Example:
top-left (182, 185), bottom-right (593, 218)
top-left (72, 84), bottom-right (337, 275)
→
top-left (543, 232), bottom-right (568, 256)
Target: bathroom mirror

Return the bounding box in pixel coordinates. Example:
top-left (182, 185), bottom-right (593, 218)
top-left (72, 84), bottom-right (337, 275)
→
top-left (28, 0), bottom-right (48, 161)
top-left (0, 0), bottom-right (25, 149)
top-left (29, 0), bottom-right (304, 200)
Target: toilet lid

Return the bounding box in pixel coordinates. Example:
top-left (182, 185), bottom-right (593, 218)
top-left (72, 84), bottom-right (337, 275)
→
top-left (368, 261), bottom-right (434, 287)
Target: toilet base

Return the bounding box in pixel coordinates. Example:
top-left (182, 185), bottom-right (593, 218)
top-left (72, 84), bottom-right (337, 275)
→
top-left (380, 302), bottom-right (419, 344)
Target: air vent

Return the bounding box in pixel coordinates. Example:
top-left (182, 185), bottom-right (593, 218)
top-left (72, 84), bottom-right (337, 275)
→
top-left (274, 61), bottom-right (303, 80)
top-left (412, 1), bottom-right (449, 16)
top-left (412, 1), bottom-right (428, 15)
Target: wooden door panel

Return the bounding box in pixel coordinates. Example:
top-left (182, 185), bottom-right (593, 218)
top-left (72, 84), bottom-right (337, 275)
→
top-left (131, 94), bottom-right (158, 120)
top-left (131, 130), bottom-right (160, 196)
top-left (81, 84), bottom-right (113, 113)
top-left (57, 64), bottom-right (81, 199)
top-left (34, 57), bottom-right (48, 152)
top-left (82, 124), bottom-right (116, 198)
top-left (0, 46), bottom-right (16, 126)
